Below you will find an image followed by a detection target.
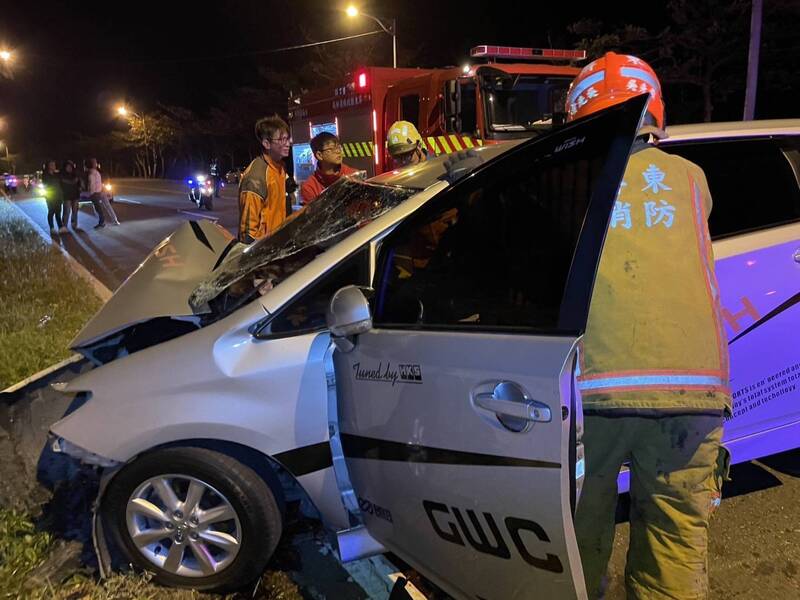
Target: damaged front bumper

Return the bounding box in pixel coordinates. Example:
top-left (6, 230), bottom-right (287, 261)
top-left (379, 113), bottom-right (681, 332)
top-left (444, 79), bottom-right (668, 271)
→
top-left (49, 434), bottom-right (122, 469)
top-left (48, 432), bottom-right (121, 579)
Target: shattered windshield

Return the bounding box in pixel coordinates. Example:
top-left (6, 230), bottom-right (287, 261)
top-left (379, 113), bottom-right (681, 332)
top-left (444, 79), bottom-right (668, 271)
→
top-left (189, 178), bottom-right (416, 314)
top-left (482, 73), bottom-right (572, 132)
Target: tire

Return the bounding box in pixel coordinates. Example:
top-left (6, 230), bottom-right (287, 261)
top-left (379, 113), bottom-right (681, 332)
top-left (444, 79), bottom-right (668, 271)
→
top-left (102, 447), bottom-right (282, 592)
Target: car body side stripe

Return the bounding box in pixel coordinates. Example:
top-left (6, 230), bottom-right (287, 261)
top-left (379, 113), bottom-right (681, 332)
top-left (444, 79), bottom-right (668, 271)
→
top-left (340, 433), bottom-right (560, 469)
top-left (275, 442), bottom-right (333, 476)
top-left (729, 290), bottom-right (800, 345)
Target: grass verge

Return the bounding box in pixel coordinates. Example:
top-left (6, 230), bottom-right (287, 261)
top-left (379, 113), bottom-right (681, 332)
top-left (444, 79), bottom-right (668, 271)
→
top-left (0, 509), bottom-right (303, 599)
top-left (0, 201), bottom-right (102, 389)
top-left (0, 202), bottom-right (304, 598)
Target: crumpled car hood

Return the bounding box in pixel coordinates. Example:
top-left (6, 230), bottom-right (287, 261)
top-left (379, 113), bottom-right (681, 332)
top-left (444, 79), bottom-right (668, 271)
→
top-left (71, 220), bottom-right (236, 350)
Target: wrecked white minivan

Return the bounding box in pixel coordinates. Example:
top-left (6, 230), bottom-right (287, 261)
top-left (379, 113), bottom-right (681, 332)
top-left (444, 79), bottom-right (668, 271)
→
top-left (49, 100), bottom-right (800, 599)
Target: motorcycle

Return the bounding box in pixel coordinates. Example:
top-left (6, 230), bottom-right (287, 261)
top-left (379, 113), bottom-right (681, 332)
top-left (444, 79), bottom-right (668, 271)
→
top-left (3, 174), bottom-right (17, 196)
top-left (186, 174), bottom-right (214, 210)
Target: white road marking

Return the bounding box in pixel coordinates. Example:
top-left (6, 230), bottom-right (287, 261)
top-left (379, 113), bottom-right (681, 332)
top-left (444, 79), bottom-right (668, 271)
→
top-left (113, 196), bottom-right (141, 204)
top-left (179, 210), bottom-right (219, 221)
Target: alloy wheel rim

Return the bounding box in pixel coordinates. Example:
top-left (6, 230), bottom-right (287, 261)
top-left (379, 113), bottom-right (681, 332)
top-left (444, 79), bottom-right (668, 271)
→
top-left (125, 474), bottom-right (242, 577)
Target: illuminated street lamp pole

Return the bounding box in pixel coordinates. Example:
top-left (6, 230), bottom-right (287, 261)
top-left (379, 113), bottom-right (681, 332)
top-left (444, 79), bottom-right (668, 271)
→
top-left (0, 49), bottom-right (13, 79)
top-left (0, 118), bottom-right (10, 161)
top-left (346, 5), bottom-right (397, 68)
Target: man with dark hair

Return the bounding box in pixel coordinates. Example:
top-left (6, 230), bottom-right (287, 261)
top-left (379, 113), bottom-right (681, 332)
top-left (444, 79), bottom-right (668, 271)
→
top-left (299, 132), bottom-right (357, 205)
top-left (238, 115), bottom-right (291, 243)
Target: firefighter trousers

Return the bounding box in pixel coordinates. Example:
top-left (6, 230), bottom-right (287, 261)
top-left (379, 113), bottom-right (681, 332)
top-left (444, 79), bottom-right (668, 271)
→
top-left (575, 414), bottom-right (728, 600)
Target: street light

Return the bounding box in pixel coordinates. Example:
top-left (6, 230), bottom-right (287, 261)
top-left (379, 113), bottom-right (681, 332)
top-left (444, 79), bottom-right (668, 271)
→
top-left (345, 5), bottom-right (397, 68)
top-left (0, 50), bottom-right (12, 63)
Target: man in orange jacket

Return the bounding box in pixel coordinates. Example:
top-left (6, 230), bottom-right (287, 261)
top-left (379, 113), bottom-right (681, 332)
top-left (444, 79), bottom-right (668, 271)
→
top-left (238, 115), bottom-right (291, 243)
top-left (567, 53), bottom-right (731, 599)
top-left (299, 132), bottom-right (357, 205)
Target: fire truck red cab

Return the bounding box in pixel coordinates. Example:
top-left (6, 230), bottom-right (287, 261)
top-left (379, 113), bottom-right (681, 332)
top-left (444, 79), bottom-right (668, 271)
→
top-left (288, 45), bottom-right (584, 199)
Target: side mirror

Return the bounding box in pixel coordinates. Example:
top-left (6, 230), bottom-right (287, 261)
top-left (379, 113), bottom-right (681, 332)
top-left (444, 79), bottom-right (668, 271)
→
top-left (326, 285), bottom-right (373, 352)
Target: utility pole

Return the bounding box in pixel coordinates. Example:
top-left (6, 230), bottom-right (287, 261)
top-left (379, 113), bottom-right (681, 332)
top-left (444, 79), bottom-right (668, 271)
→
top-left (743, 0), bottom-right (763, 121)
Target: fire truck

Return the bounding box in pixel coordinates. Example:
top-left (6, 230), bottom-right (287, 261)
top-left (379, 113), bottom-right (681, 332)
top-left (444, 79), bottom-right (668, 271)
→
top-left (288, 44), bottom-right (585, 191)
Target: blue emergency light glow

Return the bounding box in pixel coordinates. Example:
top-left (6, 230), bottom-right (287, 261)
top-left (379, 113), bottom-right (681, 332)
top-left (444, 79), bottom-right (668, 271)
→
top-left (188, 179), bottom-right (193, 184)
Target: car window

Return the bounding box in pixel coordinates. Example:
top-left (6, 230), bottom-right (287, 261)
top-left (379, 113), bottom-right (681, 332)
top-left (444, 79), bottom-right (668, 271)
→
top-left (400, 94), bottom-right (421, 129)
top-left (254, 248), bottom-right (370, 338)
top-left (664, 138), bottom-right (800, 238)
top-left (373, 136), bottom-right (611, 333)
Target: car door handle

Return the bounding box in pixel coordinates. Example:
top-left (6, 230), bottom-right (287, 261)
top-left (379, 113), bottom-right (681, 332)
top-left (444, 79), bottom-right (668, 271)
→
top-left (474, 381), bottom-right (552, 423)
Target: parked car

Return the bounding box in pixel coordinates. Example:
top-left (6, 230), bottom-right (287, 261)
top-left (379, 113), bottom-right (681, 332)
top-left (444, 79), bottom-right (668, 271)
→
top-left (50, 104), bottom-right (800, 598)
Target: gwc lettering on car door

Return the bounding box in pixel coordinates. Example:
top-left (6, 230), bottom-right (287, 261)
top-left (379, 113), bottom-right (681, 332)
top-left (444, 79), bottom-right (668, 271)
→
top-left (423, 501), bottom-right (564, 573)
top-left (331, 96), bottom-right (647, 600)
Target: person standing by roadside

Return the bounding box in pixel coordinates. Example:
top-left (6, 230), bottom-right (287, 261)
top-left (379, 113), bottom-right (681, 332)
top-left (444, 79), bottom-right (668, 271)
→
top-left (299, 132), bottom-right (357, 205)
top-left (85, 158), bottom-right (119, 228)
top-left (59, 160), bottom-right (82, 229)
top-left (42, 160), bottom-right (64, 234)
top-left (85, 158), bottom-right (106, 229)
top-left (238, 115), bottom-right (290, 243)
top-left (210, 157), bottom-right (222, 198)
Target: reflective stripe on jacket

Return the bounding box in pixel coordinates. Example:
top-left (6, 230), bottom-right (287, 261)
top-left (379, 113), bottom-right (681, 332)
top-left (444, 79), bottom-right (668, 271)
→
top-left (578, 145), bottom-right (730, 414)
top-left (238, 155), bottom-right (287, 243)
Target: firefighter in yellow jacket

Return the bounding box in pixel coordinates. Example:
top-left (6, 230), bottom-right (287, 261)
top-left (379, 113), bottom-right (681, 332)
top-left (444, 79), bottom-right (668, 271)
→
top-left (567, 53), bottom-right (730, 599)
top-left (238, 115), bottom-right (290, 243)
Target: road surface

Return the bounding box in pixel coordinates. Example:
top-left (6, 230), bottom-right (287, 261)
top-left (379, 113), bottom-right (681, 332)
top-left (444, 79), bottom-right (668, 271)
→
top-left (12, 178), bottom-right (239, 292)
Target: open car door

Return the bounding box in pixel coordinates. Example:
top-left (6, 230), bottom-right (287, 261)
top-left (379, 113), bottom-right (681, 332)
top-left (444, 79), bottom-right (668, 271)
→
top-left (330, 97), bottom-right (647, 600)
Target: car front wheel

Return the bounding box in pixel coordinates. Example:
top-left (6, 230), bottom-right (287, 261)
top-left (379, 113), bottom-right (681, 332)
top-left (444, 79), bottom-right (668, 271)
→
top-left (102, 447), bottom-right (282, 591)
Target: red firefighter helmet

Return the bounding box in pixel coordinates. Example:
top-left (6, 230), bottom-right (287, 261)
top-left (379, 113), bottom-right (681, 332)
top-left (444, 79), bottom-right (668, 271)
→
top-left (565, 52), bottom-right (665, 135)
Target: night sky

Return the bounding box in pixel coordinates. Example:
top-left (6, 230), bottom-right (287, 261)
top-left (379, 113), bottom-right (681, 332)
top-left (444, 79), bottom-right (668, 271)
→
top-left (0, 0), bottom-right (791, 166)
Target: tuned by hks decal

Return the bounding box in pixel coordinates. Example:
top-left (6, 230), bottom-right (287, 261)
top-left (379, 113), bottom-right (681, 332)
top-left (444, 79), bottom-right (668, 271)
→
top-left (423, 500), bottom-right (564, 574)
top-left (358, 496), bottom-right (393, 523)
top-left (352, 362), bottom-right (423, 385)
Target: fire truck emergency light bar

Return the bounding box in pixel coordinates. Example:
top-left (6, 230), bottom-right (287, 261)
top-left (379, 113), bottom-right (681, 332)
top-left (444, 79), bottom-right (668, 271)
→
top-left (470, 45), bottom-right (586, 61)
